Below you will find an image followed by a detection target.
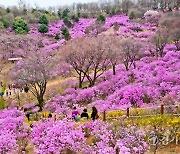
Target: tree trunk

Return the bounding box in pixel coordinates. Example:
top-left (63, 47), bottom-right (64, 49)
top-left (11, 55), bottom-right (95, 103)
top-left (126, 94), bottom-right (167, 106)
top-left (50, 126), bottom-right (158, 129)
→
top-left (159, 49), bottom-right (164, 57)
top-left (78, 72), bottom-right (83, 88)
top-left (79, 77), bottom-right (82, 88)
top-left (133, 62), bottom-right (136, 69)
top-left (37, 95), bottom-right (44, 111)
top-left (113, 65), bottom-right (116, 75)
top-left (124, 63), bottom-right (129, 71)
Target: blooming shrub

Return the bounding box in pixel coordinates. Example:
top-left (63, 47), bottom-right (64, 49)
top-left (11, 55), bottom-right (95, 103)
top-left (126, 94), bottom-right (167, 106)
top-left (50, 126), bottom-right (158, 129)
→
top-left (31, 120), bottom-right (149, 154)
top-left (0, 109), bottom-right (28, 153)
top-left (31, 120), bottom-right (92, 154)
top-left (0, 130), bottom-right (17, 154)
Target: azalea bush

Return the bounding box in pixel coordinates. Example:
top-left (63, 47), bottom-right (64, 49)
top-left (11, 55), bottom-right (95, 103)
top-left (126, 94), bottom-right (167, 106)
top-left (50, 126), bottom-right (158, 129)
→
top-left (31, 120), bottom-right (93, 154)
top-left (0, 109), bottom-right (28, 153)
top-left (31, 120), bottom-right (149, 154)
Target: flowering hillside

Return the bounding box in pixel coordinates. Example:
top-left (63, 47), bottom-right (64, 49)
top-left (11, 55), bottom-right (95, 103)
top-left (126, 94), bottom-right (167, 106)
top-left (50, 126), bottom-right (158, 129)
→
top-left (0, 6), bottom-right (180, 154)
top-left (45, 47), bottom-right (180, 114)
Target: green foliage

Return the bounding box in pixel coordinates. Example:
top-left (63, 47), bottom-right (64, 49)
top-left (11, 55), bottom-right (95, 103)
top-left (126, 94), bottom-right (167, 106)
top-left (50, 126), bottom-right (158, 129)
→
top-left (110, 9), bottom-right (116, 15)
top-left (72, 15), bottom-right (79, 22)
top-left (39, 15), bottom-right (49, 25)
top-left (61, 27), bottom-right (71, 40)
top-left (0, 18), bottom-right (10, 28)
top-left (61, 27), bottom-right (68, 36)
top-left (55, 33), bottom-right (60, 40)
top-left (63, 17), bottom-right (73, 28)
top-left (45, 14), bottom-right (56, 22)
top-left (38, 24), bottom-right (48, 33)
top-left (15, 27), bottom-right (26, 34)
top-left (0, 97), bottom-right (4, 110)
top-left (0, 22), bottom-right (4, 29)
top-left (6, 8), bottom-right (11, 13)
top-left (0, 84), bottom-right (5, 109)
top-left (58, 9), bottom-right (62, 19)
top-left (96, 14), bottom-right (106, 23)
top-left (32, 9), bottom-right (36, 13)
top-left (2, 84), bottom-right (6, 93)
top-left (64, 32), bottom-right (71, 41)
top-left (12, 17), bottom-right (29, 34)
top-left (62, 8), bottom-right (70, 19)
top-left (77, 12), bottom-right (80, 17)
top-left (71, 15), bottom-right (75, 20)
top-left (129, 11), bottom-right (136, 20)
top-left (45, 10), bottom-right (49, 14)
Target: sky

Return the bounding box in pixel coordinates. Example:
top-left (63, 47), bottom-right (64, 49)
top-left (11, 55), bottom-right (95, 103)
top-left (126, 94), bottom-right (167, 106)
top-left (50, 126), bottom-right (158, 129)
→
top-left (0, 0), bottom-right (99, 8)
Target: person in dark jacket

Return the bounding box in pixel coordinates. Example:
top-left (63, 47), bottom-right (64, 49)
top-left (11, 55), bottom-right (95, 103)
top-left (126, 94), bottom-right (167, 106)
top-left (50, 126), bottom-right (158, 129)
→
top-left (91, 106), bottom-right (98, 121)
top-left (81, 109), bottom-right (89, 119)
top-left (25, 112), bottom-right (31, 121)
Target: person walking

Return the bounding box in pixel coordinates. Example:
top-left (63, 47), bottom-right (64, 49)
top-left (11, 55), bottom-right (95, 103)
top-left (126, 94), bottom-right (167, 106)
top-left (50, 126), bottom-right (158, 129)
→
top-left (91, 106), bottom-right (99, 121)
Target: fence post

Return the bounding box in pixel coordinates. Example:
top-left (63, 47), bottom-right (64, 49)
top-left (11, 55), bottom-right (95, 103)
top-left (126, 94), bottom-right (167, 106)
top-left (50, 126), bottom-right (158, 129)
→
top-left (103, 110), bottom-right (106, 121)
top-left (127, 108), bottom-right (130, 117)
top-left (161, 105), bottom-right (164, 115)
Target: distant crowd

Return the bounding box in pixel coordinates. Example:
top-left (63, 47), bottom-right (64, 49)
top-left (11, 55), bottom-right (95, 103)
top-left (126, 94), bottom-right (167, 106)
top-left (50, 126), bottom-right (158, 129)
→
top-left (72, 106), bottom-right (99, 121)
top-left (16, 105), bottom-right (100, 123)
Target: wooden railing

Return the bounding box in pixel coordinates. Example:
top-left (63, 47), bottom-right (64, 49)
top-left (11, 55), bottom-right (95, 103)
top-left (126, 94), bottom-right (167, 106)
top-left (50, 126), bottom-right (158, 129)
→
top-left (102, 104), bottom-right (180, 121)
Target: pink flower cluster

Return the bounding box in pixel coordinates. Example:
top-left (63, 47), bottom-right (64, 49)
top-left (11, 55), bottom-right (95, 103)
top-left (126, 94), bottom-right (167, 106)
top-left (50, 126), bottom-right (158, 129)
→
top-left (45, 49), bottom-right (180, 113)
top-left (31, 119), bottom-right (148, 154)
top-left (0, 109), bottom-right (28, 153)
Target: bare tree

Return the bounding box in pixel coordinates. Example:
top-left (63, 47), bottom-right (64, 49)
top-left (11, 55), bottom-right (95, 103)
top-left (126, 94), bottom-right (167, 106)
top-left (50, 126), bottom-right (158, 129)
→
top-left (151, 28), bottom-right (169, 57)
top-left (10, 48), bottom-right (57, 111)
top-left (63, 36), bottom-right (110, 87)
top-left (62, 38), bottom-right (93, 88)
top-left (84, 36), bottom-right (110, 86)
top-left (103, 35), bottom-right (121, 75)
top-left (0, 34), bottom-right (42, 60)
top-left (122, 0), bottom-right (134, 13)
top-left (120, 37), bottom-right (142, 71)
top-left (170, 28), bottom-right (180, 51)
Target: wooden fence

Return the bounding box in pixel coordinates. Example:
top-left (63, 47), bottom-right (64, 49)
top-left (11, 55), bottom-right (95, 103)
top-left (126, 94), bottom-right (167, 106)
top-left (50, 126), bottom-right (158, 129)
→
top-left (102, 104), bottom-right (180, 121)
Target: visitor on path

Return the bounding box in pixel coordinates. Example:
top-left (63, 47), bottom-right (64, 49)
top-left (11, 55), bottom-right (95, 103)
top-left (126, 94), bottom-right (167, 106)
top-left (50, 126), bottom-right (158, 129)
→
top-left (72, 107), bottom-right (80, 121)
top-left (81, 108), bottom-right (89, 119)
top-left (24, 108), bottom-right (31, 121)
top-left (91, 106), bottom-right (99, 121)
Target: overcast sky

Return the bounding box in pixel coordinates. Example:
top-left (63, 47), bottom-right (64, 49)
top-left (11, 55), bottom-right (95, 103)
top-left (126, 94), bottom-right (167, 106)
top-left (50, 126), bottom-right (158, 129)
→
top-left (0, 0), bottom-right (98, 8)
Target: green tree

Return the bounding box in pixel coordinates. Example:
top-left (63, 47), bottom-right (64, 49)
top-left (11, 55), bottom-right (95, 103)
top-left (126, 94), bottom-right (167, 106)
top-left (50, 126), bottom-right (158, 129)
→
top-left (63, 17), bottom-right (73, 28)
top-left (61, 27), bottom-right (71, 40)
top-left (12, 17), bottom-right (29, 34)
top-left (0, 18), bottom-right (9, 28)
top-left (39, 15), bottom-right (49, 25)
top-left (6, 8), bottom-right (10, 13)
top-left (96, 14), bottom-right (106, 23)
top-left (129, 11), bottom-right (136, 20)
top-left (38, 24), bottom-right (48, 33)
top-left (62, 8), bottom-right (70, 19)
top-left (58, 9), bottom-right (62, 19)
top-left (0, 22), bottom-right (4, 29)
top-left (55, 33), bottom-right (60, 40)
top-left (72, 15), bottom-right (79, 22)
